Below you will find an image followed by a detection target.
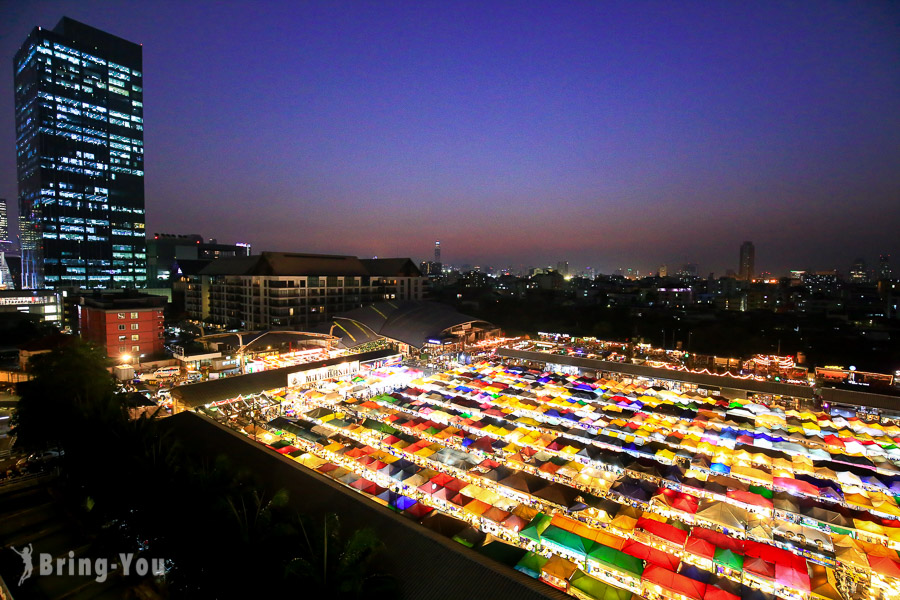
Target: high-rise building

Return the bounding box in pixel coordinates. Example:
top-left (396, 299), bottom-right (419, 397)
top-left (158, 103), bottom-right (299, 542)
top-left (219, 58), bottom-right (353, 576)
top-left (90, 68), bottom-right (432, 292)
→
top-left (434, 240), bottom-right (441, 264)
top-left (556, 261), bottom-right (569, 277)
top-left (15, 18), bottom-right (146, 290)
top-left (849, 258), bottom-right (868, 283)
top-left (739, 241), bottom-right (755, 281)
top-left (0, 198), bottom-right (8, 245)
top-left (879, 254), bottom-right (892, 281)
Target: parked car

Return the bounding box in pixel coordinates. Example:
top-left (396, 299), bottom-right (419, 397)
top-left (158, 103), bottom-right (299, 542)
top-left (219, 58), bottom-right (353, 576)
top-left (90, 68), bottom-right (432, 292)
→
top-left (15, 449), bottom-right (64, 469)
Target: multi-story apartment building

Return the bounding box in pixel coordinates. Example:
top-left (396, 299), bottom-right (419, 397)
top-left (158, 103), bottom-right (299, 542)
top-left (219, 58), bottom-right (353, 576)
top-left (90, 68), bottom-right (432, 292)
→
top-left (185, 252), bottom-right (423, 330)
top-left (79, 291), bottom-right (166, 358)
top-left (15, 18), bottom-right (146, 290)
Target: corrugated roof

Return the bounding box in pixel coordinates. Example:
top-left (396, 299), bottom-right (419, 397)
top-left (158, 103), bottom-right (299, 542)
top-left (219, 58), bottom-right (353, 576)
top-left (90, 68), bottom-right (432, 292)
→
top-left (333, 301), bottom-right (494, 349)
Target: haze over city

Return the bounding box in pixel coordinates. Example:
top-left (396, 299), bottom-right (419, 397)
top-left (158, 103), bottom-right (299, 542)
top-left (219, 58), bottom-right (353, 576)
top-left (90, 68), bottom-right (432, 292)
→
top-left (1, 1), bottom-right (898, 275)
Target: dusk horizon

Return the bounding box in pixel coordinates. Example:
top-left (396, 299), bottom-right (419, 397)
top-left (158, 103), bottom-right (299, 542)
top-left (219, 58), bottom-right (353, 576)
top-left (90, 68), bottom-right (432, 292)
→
top-left (2, 1), bottom-right (898, 276)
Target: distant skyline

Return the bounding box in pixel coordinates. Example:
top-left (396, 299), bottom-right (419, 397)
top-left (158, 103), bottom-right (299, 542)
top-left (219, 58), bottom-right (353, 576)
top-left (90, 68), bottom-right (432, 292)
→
top-left (2, 1), bottom-right (899, 277)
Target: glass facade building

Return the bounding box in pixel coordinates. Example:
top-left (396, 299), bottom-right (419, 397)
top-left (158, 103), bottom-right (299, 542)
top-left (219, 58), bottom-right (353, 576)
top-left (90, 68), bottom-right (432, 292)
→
top-left (14, 18), bottom-right (146, 289)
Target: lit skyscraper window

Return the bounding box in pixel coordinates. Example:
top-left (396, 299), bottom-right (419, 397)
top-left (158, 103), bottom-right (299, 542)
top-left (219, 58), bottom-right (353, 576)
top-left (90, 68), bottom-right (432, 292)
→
top-left (14, 17), bottom-right (146, 289)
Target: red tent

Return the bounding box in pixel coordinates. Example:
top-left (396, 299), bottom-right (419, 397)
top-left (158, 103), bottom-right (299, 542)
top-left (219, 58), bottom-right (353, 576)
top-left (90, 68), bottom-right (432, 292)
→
top-left (704, 587), bottom-right (741, 600)
top-left (823, 434), bottom-right (844, 449)
top-left (622, 540), bottom-right (680, 570)
top-left (743, 540), bottom-right (793, 567)
top-left (868, 555), bottom-right (900, 579)
top-left (418, 481), bottom-right (443, 495)
top-left (350, 477), bottom-right (373, 491)
top-left (684, 536), bottom-right (716, 561)
top-left (430, 473), bottom-right (456, 486)
top-left (405, 502), bottom-right (434, 519)
top-left (501, 514), bottom-right (529, 532)
top-left (642, 564), bottom-right (707, 600)
top-left (727, 490), bottom-right (773, 509)
top-left (637, 517), bottom-right (689, 547)
top-left (690, 528), bottom-right (744, 554)
top-left (671, 496), bottom-right (699, 514)
top-left (449, 492), bottom-right (474, 507)
top-left (442, 478), bottom-right (468, 492)
top-left (743, 556), bottom-right (775, 581)
top-left (775, 563), bottom-right (810, 592)
top-left (773, 477), bottom-right (818, 496)
top-left (539, 462), bottom-right (561, 475)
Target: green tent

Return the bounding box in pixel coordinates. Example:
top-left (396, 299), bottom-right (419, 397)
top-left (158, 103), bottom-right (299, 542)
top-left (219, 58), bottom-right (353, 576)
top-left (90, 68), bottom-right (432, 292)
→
top-left (713, 548), bottom-right (744, 571)
top-left (570, 570), bottom-right (632, 600)
top-left (515, 552), bottom-right (549, 579)
top-left (527, 513), bottom-right (553, 535)
top-left (541, 525), bottom-right (592, 560)
top-left (587, 544), bottom-right (643, 579)
top-left (749, 485), bottom-right (774, 499)
top-left (519, 525), bottom-right (543, 543)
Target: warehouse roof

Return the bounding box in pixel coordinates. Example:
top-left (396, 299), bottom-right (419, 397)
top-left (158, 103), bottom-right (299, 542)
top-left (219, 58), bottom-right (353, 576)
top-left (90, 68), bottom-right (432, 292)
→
top-left (328, 301), bottom-right (495, 349)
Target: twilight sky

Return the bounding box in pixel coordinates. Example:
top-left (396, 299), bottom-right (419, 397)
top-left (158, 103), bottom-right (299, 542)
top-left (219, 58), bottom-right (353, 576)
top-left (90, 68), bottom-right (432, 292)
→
top-left (1, 1), bottom-right (899, 276)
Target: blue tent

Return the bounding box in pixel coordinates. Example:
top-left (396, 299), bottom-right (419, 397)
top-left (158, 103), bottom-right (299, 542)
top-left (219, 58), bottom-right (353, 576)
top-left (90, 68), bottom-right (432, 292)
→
top-left (391, 495), bottom-right (417, 511)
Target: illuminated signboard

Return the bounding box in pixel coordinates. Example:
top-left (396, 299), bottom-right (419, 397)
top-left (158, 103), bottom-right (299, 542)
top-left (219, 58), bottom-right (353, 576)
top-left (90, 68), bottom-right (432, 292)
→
top-left (287, 361), bottom-right (360, 387)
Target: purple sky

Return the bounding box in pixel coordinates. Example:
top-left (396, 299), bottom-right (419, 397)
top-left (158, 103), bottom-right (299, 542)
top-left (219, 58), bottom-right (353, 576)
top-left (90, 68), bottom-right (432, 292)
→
top-left (2, 1), bottom-right (899, 276)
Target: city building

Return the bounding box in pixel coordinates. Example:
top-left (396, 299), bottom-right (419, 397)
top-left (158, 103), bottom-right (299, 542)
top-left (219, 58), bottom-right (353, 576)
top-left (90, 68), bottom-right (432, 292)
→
top-left (78, 290), bottom-right (166, 358)
top-left (185, 252), bottom-right (424, 330)
top-left (0, 289), bottom-right (62, 325)
top-left (738, 241), bottom-right (755, 281)
top-left (15, 18), bottom-right (146, 290)
top-left (879, 254), bottom-right (892, 281)
top-left (556, 261), bottom-right (569, 277)
top-left (0, 198), bottom-right (8, 246)
top-left (147, 232), bottom-right (251, 283)
top-left (849, 257), bottom-right (868, 282)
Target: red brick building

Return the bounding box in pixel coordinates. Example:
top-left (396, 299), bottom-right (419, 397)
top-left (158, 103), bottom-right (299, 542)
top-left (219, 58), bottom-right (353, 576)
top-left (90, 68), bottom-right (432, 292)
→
top-left (79, 292), bottom-right (167, 359)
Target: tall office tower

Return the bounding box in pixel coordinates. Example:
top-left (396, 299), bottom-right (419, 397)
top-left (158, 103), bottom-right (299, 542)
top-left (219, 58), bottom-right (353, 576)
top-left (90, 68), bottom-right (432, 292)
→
top-left (15, 18), bottom-right (146, 290)
top-left (0, 198), bottom-right (8, 245)
top-left (434, 240), bottom-right (441, 264)
top-left (738, 241), bottom-right (755, 281)
top-left (879, 255), bottom-right (892, 280)
top-left (849, 258), bottom-right (868, 283)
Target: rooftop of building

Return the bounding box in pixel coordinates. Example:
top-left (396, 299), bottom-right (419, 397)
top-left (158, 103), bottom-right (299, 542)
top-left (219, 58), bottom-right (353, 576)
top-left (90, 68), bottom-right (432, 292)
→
top-left (198, 252), bottom-right (422, 278)
top-left (80, 290), bottom-right (167, 311)
top-left (323, 300), bottom-right (496, 350)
